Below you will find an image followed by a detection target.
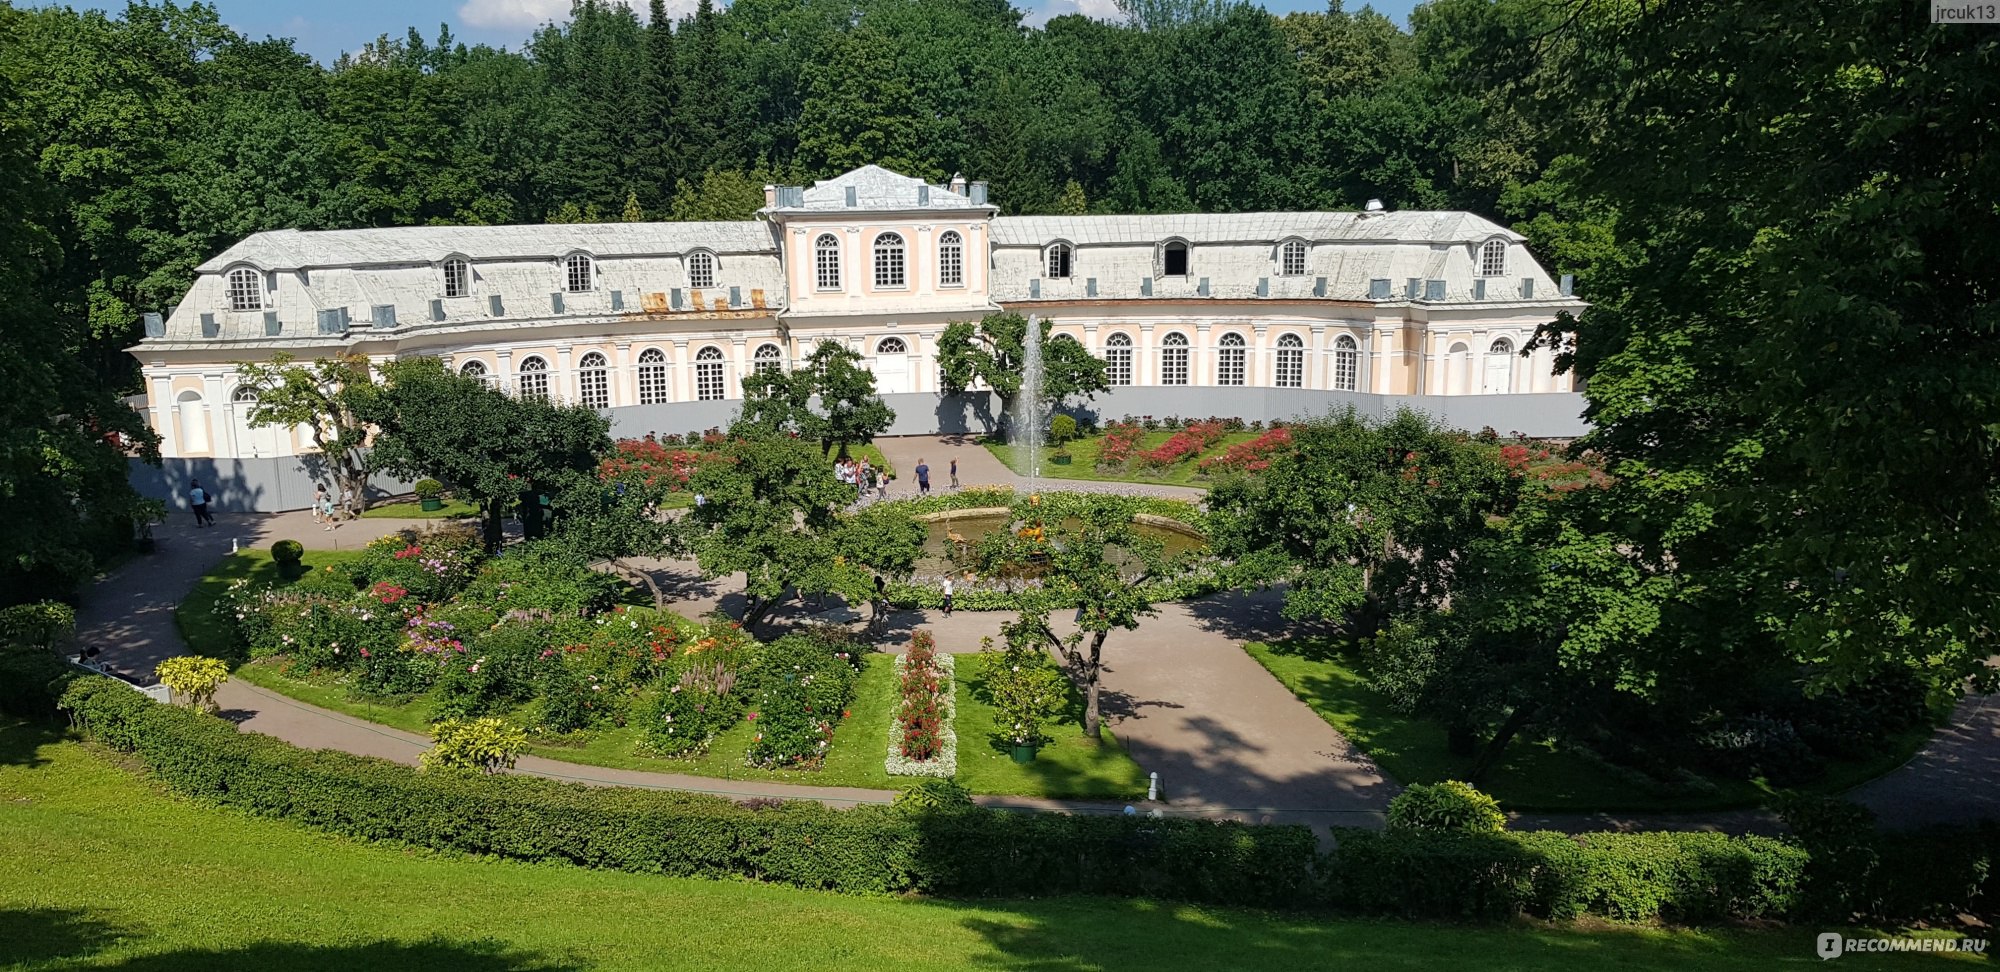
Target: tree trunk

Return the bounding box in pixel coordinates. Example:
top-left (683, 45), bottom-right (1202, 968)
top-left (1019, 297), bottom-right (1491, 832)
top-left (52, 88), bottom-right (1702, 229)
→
top-left (614, 558), bottom-right (666, 611)
top-left (1080, 630), bottom-right (1108, 739)
top-left (481, 497), bottom-right (504, 553)
top-left (1469, 705), bottom-right (1536, 783)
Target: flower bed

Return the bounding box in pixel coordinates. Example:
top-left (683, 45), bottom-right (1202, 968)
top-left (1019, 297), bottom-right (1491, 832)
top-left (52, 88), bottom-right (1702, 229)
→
top-left (886, 631), bottom-right (956, 778)
top-left (1096, 421), bottom-right (1145, 466)
top-left (1135, 420), bottom-right (1229, 469)
top-left (1197, 425), bottom-right (1293, 474)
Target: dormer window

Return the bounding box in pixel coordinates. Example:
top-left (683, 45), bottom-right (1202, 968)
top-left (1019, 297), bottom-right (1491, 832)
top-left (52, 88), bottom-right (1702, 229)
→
top-left (1162, 240), bottom-right (1189, 277)
top-left (873, 232), bottom-right (906, 288)
top-left (442, 258), bottom-right (471, 298)
top-left (1478, 239), bottom-right (1507, 277)
top-left (226, 267), bottom-right (262, 312)
top-left (1279, 239), bottom-right (1307, 276)
top-left (563, 253), bottom-right (595, 292)
top-left (688, 251), bottom-right (717, 289)
top-left (1046, 242), bottom-right (1073, 279)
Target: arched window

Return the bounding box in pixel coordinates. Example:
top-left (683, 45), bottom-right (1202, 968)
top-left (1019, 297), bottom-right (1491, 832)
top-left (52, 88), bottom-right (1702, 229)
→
top-left (1332, 335), bottom-right (1358, 391)
top-left (442, 258), bottom-right (471, 298)
top-left (175, 390), bottom-right (209, 453)
top-left (517, 356), bottom-right (550, 400)
top-left (754, 343), bottom-right (784, 374)
top-left (578, 351), bottom-right (609, 409)
top-left (459, 359), bottom-right (490, 384)
top-left (563, 253), bottom-right (595, 292)
top-left (1490, 337), bottom-right (1515, 355)
top-left (877, 337), bottom-right (907, 355)
top-left (1276, 333), bottom-right (1305, 388)
top-left (1046, 242), bottom-right (1073, 279)
top-left (1104, 332), bottom-right (1133, 386)
top-left (226, 268), bottom-right (262, 312)
top-left (1478, 239), bottom-right (1507, 277)
top-left (231, 385), bottom-right (259, 404)
top-left (1280, 240), bottom-right (1307, 277)
top-left (688, 251), bottom-right (717, 289)
top-left (1162, 240), bottom-right (1189, 277)
top-left (938, 231), bottom-right (964, 287)
top-left (1160, 332), bottom-right (1189, 385)
top-left (637, 348), bottom-right (668, 404)
top-left (814, 234), bottom-right (841, 290)
top-left (873, 232), bottom-right (906, 288)
top-left (694, 345), bottom-right (725, 401)
top-left (1217, 332), bottom-right (1247, 386)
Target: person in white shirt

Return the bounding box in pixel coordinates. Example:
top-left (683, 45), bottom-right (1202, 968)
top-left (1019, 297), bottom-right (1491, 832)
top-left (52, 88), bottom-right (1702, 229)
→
top-left (941, 576), bottom-right (954, 616)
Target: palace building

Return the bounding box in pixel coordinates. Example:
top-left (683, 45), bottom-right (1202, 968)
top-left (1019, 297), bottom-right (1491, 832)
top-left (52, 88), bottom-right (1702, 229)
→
top-left (131, 165), bottom-right (1582, 491)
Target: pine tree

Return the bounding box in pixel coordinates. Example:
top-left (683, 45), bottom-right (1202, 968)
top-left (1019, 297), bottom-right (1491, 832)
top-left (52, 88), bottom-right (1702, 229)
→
top-left (677, 0), bottom-right (730, 186)
top-left (621, 190), bottom-right (645, 222)
top-left (636, 0), bottom-right (679, 210)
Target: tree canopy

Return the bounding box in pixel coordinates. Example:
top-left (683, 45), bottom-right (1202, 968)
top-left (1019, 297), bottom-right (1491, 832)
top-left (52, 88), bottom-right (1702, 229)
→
top-left (735, 340), bottom-right (896, 457)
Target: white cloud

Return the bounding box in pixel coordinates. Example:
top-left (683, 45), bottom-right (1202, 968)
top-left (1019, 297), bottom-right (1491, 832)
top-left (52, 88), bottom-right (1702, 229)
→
top-left (456, 0), bottom-right (701, 30)
top-left (1024, 0), bottom-right (1125, 27)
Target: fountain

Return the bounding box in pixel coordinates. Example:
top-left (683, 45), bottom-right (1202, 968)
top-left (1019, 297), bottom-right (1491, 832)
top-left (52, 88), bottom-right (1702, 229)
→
top-left (1015, 313), bottom-right (1045, 489)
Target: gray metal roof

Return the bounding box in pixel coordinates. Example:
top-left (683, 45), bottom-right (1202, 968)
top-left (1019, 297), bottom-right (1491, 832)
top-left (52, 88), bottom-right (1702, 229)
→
top-left (197, 221), bottom-right (776, 272)
top-left (776, 165), bottom-right (982, 212)
top-left (990, 211), bottom-right (1520, 247)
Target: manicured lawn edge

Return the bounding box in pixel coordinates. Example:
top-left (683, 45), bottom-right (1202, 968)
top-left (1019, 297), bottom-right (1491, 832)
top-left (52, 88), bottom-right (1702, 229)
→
top-left (1243, 640), bottom-right (1942, 813)
top-left (983, 430), bottom-right (1261, 488)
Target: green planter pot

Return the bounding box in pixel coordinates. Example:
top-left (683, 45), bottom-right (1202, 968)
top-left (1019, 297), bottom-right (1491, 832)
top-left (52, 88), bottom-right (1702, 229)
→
top-left (1010, 745), bottom-right (1036, 764)
top-left (1050, 453), bottom-right (1073, 465)
top-left (419, 497), bottom-right (443, 511)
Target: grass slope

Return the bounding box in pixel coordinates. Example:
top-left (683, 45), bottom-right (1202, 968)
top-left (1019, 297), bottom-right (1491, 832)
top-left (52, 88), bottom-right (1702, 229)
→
top-left (0, 721), bottom-right (1942, 972)
top-left (1244, 640), bottom-right (1939, 813)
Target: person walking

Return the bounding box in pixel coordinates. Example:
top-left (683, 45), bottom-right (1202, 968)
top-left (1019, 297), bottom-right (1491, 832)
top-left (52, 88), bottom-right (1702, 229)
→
top-left (949, 456), bottom-right (959, 490)
top-left (916, 458), bottom-right (931, 497)
top-left (940, 575), bottom-right (954, 616)
top-left (319, 490), bottom-right (336, 530)
top-left (311, 484), bottom-right (328, 526)
top-left (338, 484), bottom-right (354, 521)
top-left (187, 480), bottom-right (214, 528)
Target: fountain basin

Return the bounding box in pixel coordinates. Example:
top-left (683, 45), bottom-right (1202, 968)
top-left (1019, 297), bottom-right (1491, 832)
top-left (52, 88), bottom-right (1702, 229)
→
top-left (914, 508), bottom-right (1206, 580)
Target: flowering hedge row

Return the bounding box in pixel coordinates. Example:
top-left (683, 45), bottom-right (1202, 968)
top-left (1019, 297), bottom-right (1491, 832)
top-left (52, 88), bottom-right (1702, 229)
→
top-left (59, 673), bottom-right (1937, 924)
top-left (1135, 420), bottom-right (1229, 469)
top-left (1197, 426), bottom-right (1293, 475)
top-left (886, 632), bottom-right (955, 778)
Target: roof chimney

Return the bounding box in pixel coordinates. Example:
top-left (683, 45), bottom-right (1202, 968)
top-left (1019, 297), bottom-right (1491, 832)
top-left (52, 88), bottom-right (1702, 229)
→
top-left (763, 184), bottom-right (777, 208)
top-left (1365, 199), bottom-right (1384, 211)
top-left (949, 172), bottom-right (967, 195)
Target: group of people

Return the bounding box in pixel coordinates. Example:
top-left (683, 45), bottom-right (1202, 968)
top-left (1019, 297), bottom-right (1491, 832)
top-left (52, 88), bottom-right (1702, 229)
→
top-left (310, 483), bottom-right (351, 530)
top-left (835, 453), bottom-right (962, 504)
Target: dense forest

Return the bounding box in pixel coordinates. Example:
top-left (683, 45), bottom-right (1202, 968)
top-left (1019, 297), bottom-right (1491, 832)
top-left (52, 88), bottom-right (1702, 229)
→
top-left (3, 0), bottom-right (1997, 781)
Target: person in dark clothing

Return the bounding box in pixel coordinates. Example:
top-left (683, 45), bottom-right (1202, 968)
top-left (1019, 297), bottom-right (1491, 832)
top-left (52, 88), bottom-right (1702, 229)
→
top-left (915, 459), bottom-right (931, 497)
top-left (949, 456), bottom-right (958, 489)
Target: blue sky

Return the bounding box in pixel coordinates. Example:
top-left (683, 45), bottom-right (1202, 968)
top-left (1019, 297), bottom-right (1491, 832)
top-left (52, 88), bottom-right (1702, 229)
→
top-left (57, 0), bottom-right (1421, 64)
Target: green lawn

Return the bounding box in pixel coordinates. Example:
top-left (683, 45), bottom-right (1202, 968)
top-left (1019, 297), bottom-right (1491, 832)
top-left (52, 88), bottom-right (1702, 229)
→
top-left (185, 553), bottom-right (1144, 799)
top-left (0, 722), bottom-right (1951, 972)
top-left (359, 498), bottom-right (481, 519)
top-left (1244, 640), bottom-right (1941, 813)
top-left (985, 429), bottom-right (1260, 486)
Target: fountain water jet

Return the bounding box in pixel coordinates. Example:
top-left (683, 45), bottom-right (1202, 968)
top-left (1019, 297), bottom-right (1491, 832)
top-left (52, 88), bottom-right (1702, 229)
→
top-left (1015, 313), bottom-right (1045, 492)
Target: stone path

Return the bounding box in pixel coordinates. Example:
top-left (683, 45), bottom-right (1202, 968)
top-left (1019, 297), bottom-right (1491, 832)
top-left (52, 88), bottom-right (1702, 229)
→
top-left (870, 434), bottom-right (1208, 501)
top-left (74, 491), bottom-right (2000, 834)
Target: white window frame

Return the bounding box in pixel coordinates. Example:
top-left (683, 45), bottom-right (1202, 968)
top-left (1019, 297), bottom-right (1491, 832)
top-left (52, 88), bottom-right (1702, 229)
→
top-left (578, 351), bottom-right (609, 409)
top-left (1332, 335), bottom-right (1358, 391)
top-left (872, 232), bottom-right (906, 289)
top-left (688, 251), bottom-right (717, 290)
top-left (1217, 332), bottom-right (1247, 386)
top-left (1105, 332), bottom-right (1133, 386)
top-left (563, 253), bottom-right (595, 293)
top-left (637, 348), bottom-right (669, 404)
top-left (877, 336), bottom-right (908, 355)
top-left (1280, 239), bottom-right (1308, 277)
top-left (1478, 239), bottom-right (1507, 278)
top-left (1160, 332), bottom-right (1190, 385)
top-left (226, 267), bottom-right (262, 312)
top-left (459, 359), bottom-right (489, 383)
top-left (815, 234), bottom-right (841, 291)
top-left (1276, 333), bottom-right (1305, 388)
top-left (442, 257), bottom-right (472, 298)
top-left (938, 230), bottom-right (964, 287)
top-left (517, 356), bottom-right (550, 400)
top-left (753, 342), bottom-right (784, 374)
top-left (694, 345), bottom-right (726, 401)
top-left (1045, 242), bottom-right (1074, 279)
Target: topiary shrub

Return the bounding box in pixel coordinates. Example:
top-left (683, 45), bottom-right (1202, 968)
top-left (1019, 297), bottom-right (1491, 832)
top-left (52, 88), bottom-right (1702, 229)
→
top-left (1386, 780), bottom-right (1506, 834)
top-left (421, 716), bottom-right (527, 774)
top-left (270, 539), bottom-right (305, 578)
top-left (1047, 414), bottom-right (1078, 453)
top-left (154, 655), bottom-right (230, 712)
top-left (414, 478), bottom-right (445, 499)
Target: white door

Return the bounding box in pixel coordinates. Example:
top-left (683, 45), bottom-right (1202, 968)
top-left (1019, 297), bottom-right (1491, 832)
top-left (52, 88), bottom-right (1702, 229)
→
top-left (1482, 339), bottom-right (1515, 395)
top-left (873, 337), bottom-right (911, 395)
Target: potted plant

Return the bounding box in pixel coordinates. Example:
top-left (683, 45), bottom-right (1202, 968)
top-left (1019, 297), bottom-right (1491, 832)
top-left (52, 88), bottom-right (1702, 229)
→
top-left (414, 478), bottom-right (445, 512)
top-left (1047, 414), bottom-right (1077, 465)
top-left (986, 641), bottom-right (1064, 764)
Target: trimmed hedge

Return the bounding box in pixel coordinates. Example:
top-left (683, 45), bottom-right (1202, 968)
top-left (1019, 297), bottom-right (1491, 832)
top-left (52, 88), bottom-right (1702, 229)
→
top-left (58, 674), bottom-right (1985, 924)
top-left (59, 676), bottom-right (1316, 906)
